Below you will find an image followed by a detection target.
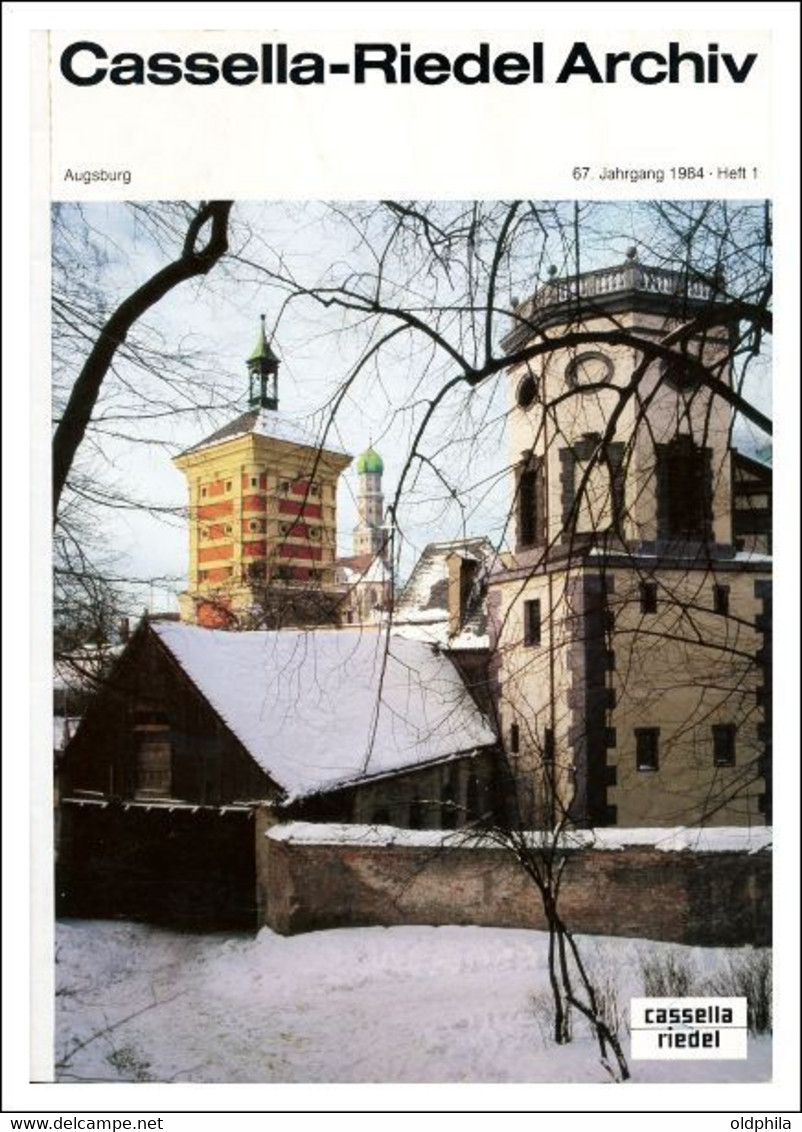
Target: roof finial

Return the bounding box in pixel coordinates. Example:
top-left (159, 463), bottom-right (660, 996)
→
top-left (247, 314), bottom-right (280, 410)
top-left (247, 316), bottom-right (279, 367)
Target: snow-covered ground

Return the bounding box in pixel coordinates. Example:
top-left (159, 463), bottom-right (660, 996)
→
top-left (55, 920), bottom-right (770, 1085)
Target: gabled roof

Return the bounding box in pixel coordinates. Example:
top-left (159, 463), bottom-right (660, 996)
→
top-left (151, 623), bottom-right (495, 801)
top-left (336, 553), bottom-right (376, 574)
top-left (180, 407), bottom-right (350, 458)
top-left (335, 553), bottom-right (391, 585)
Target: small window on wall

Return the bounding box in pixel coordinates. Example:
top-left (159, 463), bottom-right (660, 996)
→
top-left (280, 480), bottom-right (290, 493)
top-left (544, 728), bottom-right (555, 763)
top-left (201, 486), bottom-right (207, 498)
top-left (635, 728), bottom-right (660, 772)
top-left (409, 794), bottom-right (423, 830)
top-left (466, 772), bottom-right (481, 822)
top-left (516, 372), bottom-right (538, 409)
top-left (712, 724), bottom-right (736, 767)
top-left (225, 524), bottom-right (233, 535)
top-left (310, 483), bottom-right (320, 497)
top-left (713, 585), bottom-right (730, 616)
top-left (134, 722), bottom-right (171, 799)
top-left (250, 476), bottom-right (258, 488)
top-left (640, 581), bottom-right (658, 614)
top-left (523, 599), bottom-right (541, 647)
top-left (201, 529), bottom-right (209, 540)
top-left (249, 520), bottom-right (262, 532)
top-left (309, 527), bottom-right (321, 540)
top-left (518, 463), bottom-right (542, 548)
top-left (509, 722), bottom-right (520, 754)
top-left (225, 480), bottom-right (232, 492)
top-left (441, 774), bottom-right (458, 830)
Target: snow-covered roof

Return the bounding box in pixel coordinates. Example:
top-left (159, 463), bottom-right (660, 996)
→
top-left (151, 623), bottom-right (496, 801)
top-left (182, 407), bottom-right (349, 458)
top-left (391, 622), bottom-right (490, 651)
top-left (335, 554), bottom-right (391, 586)
top-left (393, 537), bottom-right (495, 649)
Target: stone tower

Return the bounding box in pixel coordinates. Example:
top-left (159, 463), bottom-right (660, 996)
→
top-left (173, 318), bottom-right (352, 628)
top-left (489, 251), bottom-right (771, 829)
top-left (352, 445), bottom-right (388, 560)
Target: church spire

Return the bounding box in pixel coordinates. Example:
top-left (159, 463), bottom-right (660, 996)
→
top-left (353, 442), bottom-right (387, 560)
top-left (247, 314), bottom-right (280, 411)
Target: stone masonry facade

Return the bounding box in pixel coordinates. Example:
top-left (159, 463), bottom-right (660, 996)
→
top-left (258, 832), bottom-right (770, 947)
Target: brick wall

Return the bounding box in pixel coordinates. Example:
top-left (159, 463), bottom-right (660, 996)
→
top-left (259, 833), bottom-right (770, 946)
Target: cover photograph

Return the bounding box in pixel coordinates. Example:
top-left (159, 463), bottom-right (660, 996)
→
top-left (6, 7), bottom-right (799, 1121)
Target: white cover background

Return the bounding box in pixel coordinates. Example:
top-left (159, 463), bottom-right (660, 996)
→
top-left (4, 0), bottom-right (800, 1122)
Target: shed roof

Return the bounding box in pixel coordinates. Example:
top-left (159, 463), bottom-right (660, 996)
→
top-left (152, 623), bottom-right (496, 800)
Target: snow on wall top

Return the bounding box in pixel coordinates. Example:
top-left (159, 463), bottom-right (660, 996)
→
top-left (268, 822), bottom-right (772, 854)
top-left (152, 624), bottom-right (496, 800)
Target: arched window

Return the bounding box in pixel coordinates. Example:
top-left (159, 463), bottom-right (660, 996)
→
top-left (517, 456), bottom-right (544, 548)
top-left (656, 436), bottom-right (712, 540)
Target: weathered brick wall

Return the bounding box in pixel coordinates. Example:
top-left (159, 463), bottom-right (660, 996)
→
top-left (260, 836), bottom-right (770, 946)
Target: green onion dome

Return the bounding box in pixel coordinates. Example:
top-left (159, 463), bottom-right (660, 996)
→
top-left (356, 446), bottom-right (384, 475)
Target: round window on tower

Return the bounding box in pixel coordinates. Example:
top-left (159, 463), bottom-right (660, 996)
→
top-left (660, 355), bottom-right (702, 391)
top-left (516, 372), bottom-right (539, 409)
top-left (565, 352), bottom-right (614, 389)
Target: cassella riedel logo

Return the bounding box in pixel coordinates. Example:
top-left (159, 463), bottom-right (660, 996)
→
top-left (630, 997), bottom-right (748, 1059)
top-left (58, 40), bottom-right (759, 87)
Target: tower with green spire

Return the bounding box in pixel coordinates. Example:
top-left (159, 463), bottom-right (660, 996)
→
top-left (173, 314), bottom-right (354, 627)
top-left (247, 314), bottom-right (280, 411)
top-left (353, 444), bottom-right (388, 559)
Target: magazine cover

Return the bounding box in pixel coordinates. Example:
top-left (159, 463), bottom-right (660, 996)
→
top-left (4, 2), bottom-right (800, 1125)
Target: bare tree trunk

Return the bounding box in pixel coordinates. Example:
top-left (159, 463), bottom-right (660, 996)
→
top-left (545, 894), bottom-right (570, 1044)
top-left (52, 200), bottom-right (232, 524)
